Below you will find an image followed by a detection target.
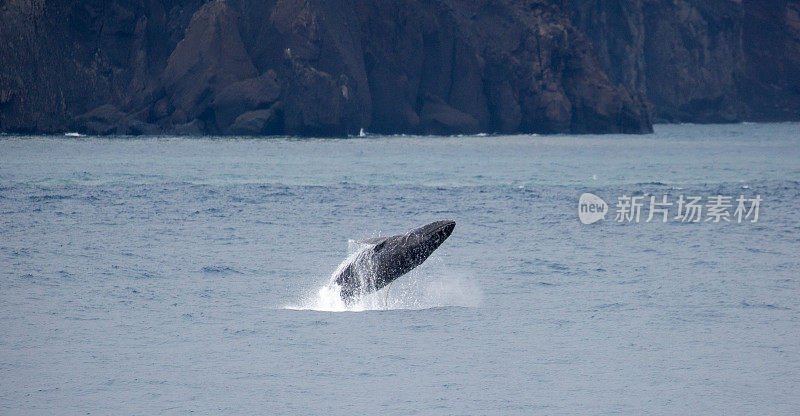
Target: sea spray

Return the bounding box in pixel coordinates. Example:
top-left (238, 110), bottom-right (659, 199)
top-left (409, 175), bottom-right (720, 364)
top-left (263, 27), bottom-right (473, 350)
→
top-left (286, 259), bottom-right (482, 312)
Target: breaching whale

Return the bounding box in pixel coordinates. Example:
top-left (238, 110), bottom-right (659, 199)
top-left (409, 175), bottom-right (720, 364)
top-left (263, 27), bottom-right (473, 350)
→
top-left (332, 220), bottom-right (456, 302)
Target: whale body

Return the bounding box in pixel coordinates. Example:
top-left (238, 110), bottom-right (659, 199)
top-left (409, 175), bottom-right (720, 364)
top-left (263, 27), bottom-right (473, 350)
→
top-left (332, 220), bottom-right (456, 302)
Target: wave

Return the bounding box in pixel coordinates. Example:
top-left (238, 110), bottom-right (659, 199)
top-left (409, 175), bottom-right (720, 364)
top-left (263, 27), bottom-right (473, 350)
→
top-left (201, 265), bottom-right (243, 274)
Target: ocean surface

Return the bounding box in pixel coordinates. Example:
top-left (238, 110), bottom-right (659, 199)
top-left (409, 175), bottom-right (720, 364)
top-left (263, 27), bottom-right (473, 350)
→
top-left (1, 123), bottom-right (799, 415)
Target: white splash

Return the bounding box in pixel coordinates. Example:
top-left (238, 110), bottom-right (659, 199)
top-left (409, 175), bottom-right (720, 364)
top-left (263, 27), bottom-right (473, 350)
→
top-left (284, 254), bottom-right (482, 312)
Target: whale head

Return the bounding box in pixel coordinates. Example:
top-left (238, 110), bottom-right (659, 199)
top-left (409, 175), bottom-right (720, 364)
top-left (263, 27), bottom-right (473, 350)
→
top-left (372, 220), bottom-right (456, 283)
top-left (406, 220), bottom-right (456, 251)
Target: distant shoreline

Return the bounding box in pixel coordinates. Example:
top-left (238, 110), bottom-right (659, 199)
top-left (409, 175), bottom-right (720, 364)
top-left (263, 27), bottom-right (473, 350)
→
top-left (2, 121), bottom-right (800, 140)
top-left (2, 1), bottom-right (798, 138)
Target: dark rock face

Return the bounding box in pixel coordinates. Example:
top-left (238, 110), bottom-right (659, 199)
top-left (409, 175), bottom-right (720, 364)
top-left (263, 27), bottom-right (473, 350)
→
top-left (741, 0), bottom-right (800, 120)
top-left (228, 105), bottom-right (283, 135)
top-left (161, 0), bottom-right (258, 129)
top-left (354, 0), bottom-right (650, 134)
top-left (642, 0), bottom-right (745, 123)
top-left (212, 70), bottom-right (281, 130)
top-left (572, 0), bottom-right (800, 123)
top-left (572, 0), bottom-right (647, 96)
top-left (0, 0), bottom-right (797, 135)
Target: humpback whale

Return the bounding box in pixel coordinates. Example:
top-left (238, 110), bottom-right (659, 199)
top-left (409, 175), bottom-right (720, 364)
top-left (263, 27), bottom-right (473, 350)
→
top-left (332, 220), bottom-right (456, 302)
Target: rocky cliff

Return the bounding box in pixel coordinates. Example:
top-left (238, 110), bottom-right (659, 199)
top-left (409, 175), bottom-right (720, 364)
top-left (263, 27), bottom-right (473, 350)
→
top-left (0, 0), bottom-right (797, 136)
top-left (572, 0), bottom-right (800, 123)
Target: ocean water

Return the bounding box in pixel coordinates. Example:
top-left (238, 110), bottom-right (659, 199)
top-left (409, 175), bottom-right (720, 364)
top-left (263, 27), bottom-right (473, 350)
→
top-left (1, 123), bottom-right (799, 414)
